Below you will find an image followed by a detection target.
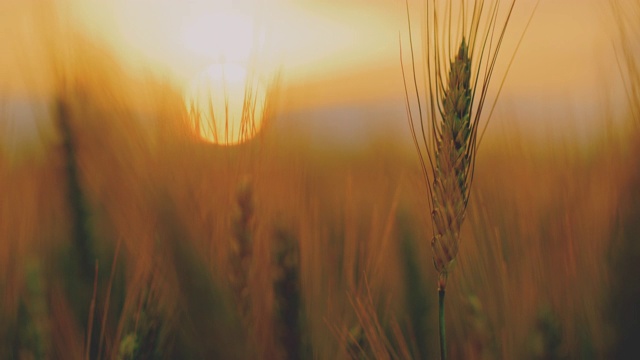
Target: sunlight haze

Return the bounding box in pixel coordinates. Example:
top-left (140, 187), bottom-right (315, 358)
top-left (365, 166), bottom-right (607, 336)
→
top-left (0, 0), bottom-right (628, 147)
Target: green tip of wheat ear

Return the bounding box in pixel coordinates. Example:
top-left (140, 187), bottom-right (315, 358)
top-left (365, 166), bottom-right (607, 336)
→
top-left (432, 38), bottom-right (472, 290)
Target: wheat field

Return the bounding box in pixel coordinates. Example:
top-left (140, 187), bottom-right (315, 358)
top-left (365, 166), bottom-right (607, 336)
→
top-left (1, 1), bottom-right (639, 359)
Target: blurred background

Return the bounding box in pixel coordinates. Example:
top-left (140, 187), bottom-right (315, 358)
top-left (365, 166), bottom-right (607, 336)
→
top-left (1, 0), bottom-right (638, 359)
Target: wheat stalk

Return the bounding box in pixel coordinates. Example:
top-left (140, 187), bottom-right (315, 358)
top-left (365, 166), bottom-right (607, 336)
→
top-left (401, 1), bottom-right (537, 358)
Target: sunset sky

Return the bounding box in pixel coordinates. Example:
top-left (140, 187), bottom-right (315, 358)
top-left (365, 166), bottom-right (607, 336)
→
top-left (0, 0), bottom-right (630, 148)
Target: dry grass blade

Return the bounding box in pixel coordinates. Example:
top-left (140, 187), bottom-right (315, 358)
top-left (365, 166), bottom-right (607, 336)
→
top-left (347, 276), bottom-right (399, 360)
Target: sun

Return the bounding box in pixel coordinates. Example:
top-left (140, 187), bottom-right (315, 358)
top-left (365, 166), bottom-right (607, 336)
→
top-left (179, 5), bottom-right (268, 145)
top-left (185, 62), bottom-right (266, 145)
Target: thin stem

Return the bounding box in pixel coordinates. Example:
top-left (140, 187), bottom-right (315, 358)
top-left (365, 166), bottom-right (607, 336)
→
top-left (439, 287), bottom-right (447, 360)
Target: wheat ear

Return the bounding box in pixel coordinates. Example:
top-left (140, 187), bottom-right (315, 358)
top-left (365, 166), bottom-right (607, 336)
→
top-left (431, 38), bottom-right (472, 291)
top-left (401, 1), bottom-right (537, 358)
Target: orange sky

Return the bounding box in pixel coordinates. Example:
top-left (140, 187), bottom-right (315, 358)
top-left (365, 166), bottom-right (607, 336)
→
top-left (0, 0), bottom-right (631, 146)
top-left (59, 0), bottom-right (621, 101)
top-left (0, 0), bottom-right (621, 99)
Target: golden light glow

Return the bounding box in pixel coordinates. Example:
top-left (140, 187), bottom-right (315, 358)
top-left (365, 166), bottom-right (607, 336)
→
top-left (185, 63), bottom-right (265, 145)
top-left (180, 10), bottom-right (261, 63)
top-left (64, 0), bottom-right (402, 98)
top-left (0, 0), bottom-right (622, 142)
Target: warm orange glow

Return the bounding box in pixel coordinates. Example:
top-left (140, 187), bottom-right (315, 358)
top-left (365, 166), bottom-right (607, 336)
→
top-left (185, 63), bottom-right (265, 145)
top-left (64, 1), bottom-right (273, 79)
top-left (64, 0), bottom-right (403, 102)
top-left (180, 10), bottom-right (261, 63)
top-left (0, 0), bottom-right (628, 141)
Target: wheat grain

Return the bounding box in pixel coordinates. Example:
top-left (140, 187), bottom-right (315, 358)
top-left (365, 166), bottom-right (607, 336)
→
top-left (431, 38), bottom-right (472, 290)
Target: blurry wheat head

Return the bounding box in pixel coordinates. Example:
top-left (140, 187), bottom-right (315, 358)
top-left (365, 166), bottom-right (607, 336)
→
top-left (402, 0), bottom-right (525, 290)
